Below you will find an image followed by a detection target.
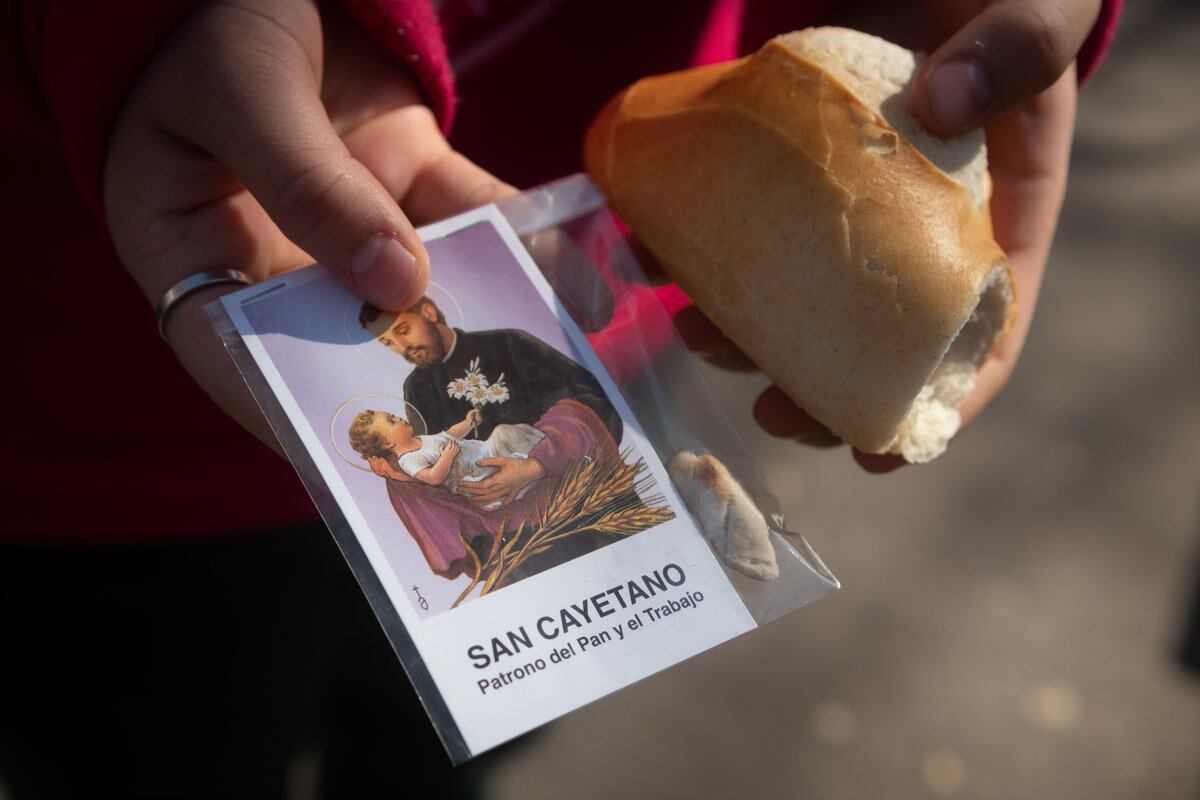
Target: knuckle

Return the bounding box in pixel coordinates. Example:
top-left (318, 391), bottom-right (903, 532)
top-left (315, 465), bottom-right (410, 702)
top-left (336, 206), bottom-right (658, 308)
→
top-left (164, 2), bottom-right (315, 113)
top-left (463, 176), bottom-right (512, 209)
top-left (1007, 3), bottom-right (1074, 86)
top-left (203, 1), bottom-right (316, 69)
top-left (392, 104), bottom-right (442, 137)
top-left (266, 158), bottom-right (354, 241)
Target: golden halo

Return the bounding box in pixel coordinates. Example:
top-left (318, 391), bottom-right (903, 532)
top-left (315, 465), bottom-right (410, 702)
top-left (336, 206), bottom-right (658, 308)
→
top-left (329, 393), bottom-right (428, 472)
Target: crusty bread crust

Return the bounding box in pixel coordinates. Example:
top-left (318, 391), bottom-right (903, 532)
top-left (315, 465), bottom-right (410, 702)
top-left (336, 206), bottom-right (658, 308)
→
top-left (586, 29), bottom-right (1015, 458)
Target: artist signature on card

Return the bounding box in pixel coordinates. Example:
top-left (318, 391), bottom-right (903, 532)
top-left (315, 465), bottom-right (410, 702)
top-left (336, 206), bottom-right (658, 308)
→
top-left (412, 585), bottom-right (429, 611)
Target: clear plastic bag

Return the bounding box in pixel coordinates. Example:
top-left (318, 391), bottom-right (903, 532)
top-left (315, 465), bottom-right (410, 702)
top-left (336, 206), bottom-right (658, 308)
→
top-left (499, 174), bottom-right (838, 621)
top-left (207, 174), bottom-right (837, 762)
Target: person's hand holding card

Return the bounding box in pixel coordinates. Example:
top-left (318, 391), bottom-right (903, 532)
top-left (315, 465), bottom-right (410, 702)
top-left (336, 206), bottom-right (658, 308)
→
top-left (103, 0), bottom-right (514, 450)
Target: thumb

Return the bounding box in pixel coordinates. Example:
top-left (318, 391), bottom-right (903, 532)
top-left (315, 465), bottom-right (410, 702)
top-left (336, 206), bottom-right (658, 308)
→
top-left (913, 0), bottom-right (1100, 135)
top-left (171, 10), bottom-right (428, 310)
top-left (476, 458), bottom-right (504, 468)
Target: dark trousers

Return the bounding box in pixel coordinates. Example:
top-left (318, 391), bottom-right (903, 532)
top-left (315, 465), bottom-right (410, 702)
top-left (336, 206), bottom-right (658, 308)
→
top-left (0, 523), bottom-right (512, 799)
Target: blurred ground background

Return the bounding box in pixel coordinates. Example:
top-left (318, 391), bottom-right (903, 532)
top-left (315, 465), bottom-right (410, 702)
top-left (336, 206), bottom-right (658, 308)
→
top-left (489, 2), bottom-right (1200, 798)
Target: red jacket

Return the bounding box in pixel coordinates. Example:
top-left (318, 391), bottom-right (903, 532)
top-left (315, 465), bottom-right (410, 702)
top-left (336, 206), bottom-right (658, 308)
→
top-left (0, 0), bottom-right (1122, 544)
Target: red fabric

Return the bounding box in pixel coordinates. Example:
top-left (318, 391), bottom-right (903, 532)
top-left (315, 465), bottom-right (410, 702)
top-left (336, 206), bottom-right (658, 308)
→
top-left (0, 0), bottom-right (454, 544)
top-left (1, 0), bottom-right (455, 217)
top-left (0, 138), bottom-right (317, 544)
top-left (25, 1), bottom-right (205, 216)
top-left (0, 0), bottom-right (1120, 544)
top-left (690, 0), bottom-right (748, 68)
top-left (1079, 0), bottom-right (1123, 87)
top-left (339, 0), bottom-right (456, 135)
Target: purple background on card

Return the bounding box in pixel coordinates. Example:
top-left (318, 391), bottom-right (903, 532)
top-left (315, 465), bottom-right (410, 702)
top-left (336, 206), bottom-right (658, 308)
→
top-left (242, 221), bottom-right (602, 619)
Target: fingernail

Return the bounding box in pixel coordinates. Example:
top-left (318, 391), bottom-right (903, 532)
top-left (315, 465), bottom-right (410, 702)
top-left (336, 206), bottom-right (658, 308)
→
top-left (928, 58), bottom-right (991, 132)
top-left (349, 234), bottom-right (420, 310)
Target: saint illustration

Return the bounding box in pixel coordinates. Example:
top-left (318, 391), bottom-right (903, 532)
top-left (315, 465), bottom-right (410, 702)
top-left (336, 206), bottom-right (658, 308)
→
top-left (352, 295), bottom-right (659, 596)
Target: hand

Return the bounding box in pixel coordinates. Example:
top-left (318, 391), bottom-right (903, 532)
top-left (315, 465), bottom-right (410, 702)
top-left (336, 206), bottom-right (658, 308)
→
top-left (367, 455), bottom-right (401, 480)
top-left (465, 409), bottom-right (483, 427)
top-left (686, 0), bottom-right (1099, 472)
top-left (458, 457), bottom-right (545, 509)
top-left (104, 0), bottom-right (515, 452)
top-left (439, 439), bottom-right (461, 459)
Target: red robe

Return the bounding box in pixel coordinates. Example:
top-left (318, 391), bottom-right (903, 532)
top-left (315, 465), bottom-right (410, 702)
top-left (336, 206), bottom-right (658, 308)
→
top-left (383, 398), bottom-right (617, 578)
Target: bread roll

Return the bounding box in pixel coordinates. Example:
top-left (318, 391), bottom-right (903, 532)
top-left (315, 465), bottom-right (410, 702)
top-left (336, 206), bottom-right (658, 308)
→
top-left (667, 451), bottom-right (778, 581)
top-left (585, 27), bottom-right (1015, 462)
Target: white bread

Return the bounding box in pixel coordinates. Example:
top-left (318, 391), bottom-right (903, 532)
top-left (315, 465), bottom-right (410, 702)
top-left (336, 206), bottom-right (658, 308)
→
top-left (585, 28), bottom-right (1015, 462)
top-left (667, 451), bottom-right (779, 581)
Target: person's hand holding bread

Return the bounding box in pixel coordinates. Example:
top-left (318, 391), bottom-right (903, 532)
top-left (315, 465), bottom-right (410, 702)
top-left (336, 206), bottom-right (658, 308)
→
top-left (104, 0), bottom-right (515, 452)
top-left (588, 0), bottom-right (1103, 472)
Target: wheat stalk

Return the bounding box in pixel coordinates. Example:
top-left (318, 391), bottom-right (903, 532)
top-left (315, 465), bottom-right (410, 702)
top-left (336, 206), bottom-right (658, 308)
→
top-left (578, 459), bottom-right (637, 516)
top-left (593, 505), bottom-right (675, 534)
top-left (493, 454), bottom-right (669, 587)
top-left (452, 451), bottom-right (675, 603)
top-left (522, 505), bottom-right (675, 560)
top-left (542, 457), bottom-right (597, 528)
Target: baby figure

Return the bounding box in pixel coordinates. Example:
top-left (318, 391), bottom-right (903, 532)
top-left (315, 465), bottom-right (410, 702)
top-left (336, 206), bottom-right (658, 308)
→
top-left (348, 408), bottom-right (546, 511)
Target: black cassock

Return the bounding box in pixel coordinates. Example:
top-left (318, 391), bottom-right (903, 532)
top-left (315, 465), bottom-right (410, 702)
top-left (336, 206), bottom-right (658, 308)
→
top-left (402, 328), bottom-right (622, 444)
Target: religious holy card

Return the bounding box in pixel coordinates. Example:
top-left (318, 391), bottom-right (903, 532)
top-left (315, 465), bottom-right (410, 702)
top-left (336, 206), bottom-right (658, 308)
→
top-left (209, 182), bottom-right (837, 762)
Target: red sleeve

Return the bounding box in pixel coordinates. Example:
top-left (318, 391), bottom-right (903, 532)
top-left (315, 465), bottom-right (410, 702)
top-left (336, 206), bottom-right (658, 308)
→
top-left (339, 0), bottom-right (456, 133)
top-left (1077, 0), bottom-right (1122, 86)
top-left (1, 0), bottom-right (456, 218)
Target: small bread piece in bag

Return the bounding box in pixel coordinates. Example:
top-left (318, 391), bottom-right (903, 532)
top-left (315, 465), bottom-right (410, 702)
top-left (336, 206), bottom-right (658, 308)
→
top-left (668, 451), bottom-right (779, 582)
top-left (586, 27), bottom-right (1016, 462)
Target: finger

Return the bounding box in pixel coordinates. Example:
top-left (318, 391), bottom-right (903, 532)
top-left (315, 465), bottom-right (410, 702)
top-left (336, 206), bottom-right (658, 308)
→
top-left (156, 4), bottom-right (428, 310)
top-left (343, 106), bottom-right (517, 225)
top-left (474, 458), bottom-right (504, 469)
top-left (914, 0), bottom-right (1100, 134)
top-left (487, 489), bottom-right (515, 505)
top-left (470, 488), bottom-right (510, 505)
top-left (458, 481), bottom-right (494, 497)
top-left (852, 450), bottom-right (907, 474)
top-left (166, 285), bottom-right (282, 455)
top-left (472, 484), bottom-right (511, 502)
top-left (958, 67), bottom-right (1077, 429)
top-left (673, 306), bottom-right (757, 371)
top-left (753, 387), bottom-right (843, 447)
